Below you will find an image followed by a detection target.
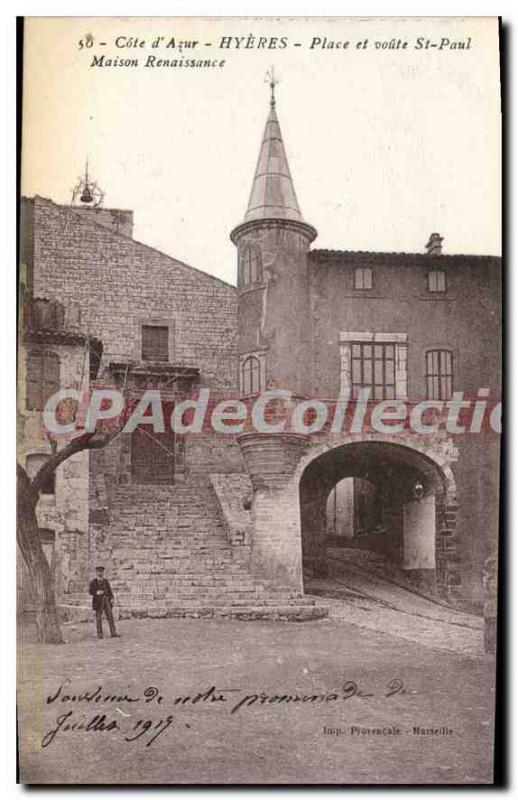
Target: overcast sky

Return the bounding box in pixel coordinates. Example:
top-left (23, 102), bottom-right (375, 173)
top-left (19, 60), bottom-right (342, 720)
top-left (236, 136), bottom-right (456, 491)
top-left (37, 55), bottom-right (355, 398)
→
top-left (22, 16), bottom-right (501, 285)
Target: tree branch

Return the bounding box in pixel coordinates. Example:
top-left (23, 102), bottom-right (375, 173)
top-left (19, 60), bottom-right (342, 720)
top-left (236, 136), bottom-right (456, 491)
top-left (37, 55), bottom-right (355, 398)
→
top-left (27, 386), bottom-right (133, 495)
top-left (30, 428), bottom-right (121, 494)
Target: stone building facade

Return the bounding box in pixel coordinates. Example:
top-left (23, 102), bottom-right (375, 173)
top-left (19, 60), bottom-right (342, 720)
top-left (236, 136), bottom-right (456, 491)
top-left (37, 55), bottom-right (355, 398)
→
top-left (18, 89), bottom-right (501, 618)
top-left (17, 295), bottom-right (93, 609)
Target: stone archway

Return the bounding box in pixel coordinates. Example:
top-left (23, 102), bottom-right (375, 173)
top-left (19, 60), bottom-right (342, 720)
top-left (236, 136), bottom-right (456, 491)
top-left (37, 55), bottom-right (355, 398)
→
top-left (297, 438), bottom-right (459, 599)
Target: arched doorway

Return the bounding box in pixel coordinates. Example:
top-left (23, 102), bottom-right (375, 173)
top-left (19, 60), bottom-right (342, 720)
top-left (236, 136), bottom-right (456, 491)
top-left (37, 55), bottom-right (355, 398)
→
top-left (326, 477), bottom-right (383, 539)
top-left (299, 440), bottom-right (457, 597)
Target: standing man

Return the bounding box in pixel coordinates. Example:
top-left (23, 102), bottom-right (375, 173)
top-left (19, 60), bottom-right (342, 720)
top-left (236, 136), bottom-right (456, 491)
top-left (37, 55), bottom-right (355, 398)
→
top-left (89, 566), bottom-right (121, 639)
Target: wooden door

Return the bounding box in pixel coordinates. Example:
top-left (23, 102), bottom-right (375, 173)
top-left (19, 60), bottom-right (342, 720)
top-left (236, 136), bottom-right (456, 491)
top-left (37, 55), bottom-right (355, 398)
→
top-left (131, 426), bottom-right (175, 485)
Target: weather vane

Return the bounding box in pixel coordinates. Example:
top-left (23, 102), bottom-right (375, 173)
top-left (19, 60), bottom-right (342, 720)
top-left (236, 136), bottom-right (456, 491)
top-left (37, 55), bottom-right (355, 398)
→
top-left (264, 66), bottom-right (279, 106)
top-left (71, 157), bottom-right (104, 207)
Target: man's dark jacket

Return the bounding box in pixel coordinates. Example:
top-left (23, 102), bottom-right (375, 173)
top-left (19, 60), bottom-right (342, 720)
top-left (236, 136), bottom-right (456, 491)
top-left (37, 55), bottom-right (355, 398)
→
top-left (89, 578), bottom-right (114, 611)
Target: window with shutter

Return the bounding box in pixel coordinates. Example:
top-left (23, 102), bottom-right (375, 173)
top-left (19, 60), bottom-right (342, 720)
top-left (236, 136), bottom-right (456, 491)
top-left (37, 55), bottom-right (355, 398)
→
top-left (354, 267), bottom-right (373, 290)
top-left (427, 269), bottom-right (446, 293)
top-left (26, 350), bottom-right (60, 411)
top-left (239, 247), bottom-right (262, 288)
top-left (142, 325), bottom-right (169, 362)
top-left (26, 351), bottom-right (43, 410)
top-left (43, 352), bottom-right (60, 405)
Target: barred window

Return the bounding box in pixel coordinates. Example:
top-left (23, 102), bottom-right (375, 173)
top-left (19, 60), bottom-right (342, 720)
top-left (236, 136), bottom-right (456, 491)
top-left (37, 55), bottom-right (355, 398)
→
top-left (351, 342), bottom-right (396, 400)
top-left (26, 350), bottom-right (60, 411)
top-left (142, 325), bottom-right (169, 362)
top-left (428, 269), bottom-right (446, 293)
top-left (241, 355), bottom-right (261, 396)
top-left (425, 350), bottom-right (453, 400)
top-left (354, 267), bottom-right (373, 290)
top-left (239, 247), bottom-right (262, 287)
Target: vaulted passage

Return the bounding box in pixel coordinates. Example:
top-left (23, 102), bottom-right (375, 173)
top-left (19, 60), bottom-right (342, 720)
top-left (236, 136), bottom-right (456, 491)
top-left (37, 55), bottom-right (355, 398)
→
top-left (299, 441), bottom-right (456, 597)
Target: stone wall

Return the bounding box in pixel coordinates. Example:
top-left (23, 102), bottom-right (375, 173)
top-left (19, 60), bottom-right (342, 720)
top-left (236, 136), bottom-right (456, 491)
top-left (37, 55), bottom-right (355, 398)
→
top-left (17, 337), bottom-right (90, 605)
top-left (308, 250), bottom-right (501, 399)
top-left (25, 196), bottom-right (238, 392)
top-left (184, 434), bottom-right (244, 476)
top-left (19, 194), bottom-right (501, 612)
top-left (233, 219), bottom-right (316, 397)
top-left (305, 252), bottom-right (501, 606)
top-left (210, 473), bottom-right (253, 548)
top-left (69, 205), bottom-right (134, 238)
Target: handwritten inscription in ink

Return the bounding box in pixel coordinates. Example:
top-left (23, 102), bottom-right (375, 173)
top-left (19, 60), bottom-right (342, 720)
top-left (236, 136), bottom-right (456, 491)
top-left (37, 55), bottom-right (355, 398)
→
top-left (41, 677), bottom-right (412, 749)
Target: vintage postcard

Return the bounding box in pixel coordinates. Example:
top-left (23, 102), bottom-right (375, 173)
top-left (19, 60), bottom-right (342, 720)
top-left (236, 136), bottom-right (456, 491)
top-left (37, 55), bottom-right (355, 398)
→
top-left (17, 16), bottom-right (502, 784)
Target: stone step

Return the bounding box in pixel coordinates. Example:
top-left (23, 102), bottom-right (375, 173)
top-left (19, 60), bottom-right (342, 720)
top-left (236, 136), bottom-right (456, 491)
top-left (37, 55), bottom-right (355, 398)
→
top-left (104, 553), bottom-right (233, 560)
top-left (67, 581), bottom-right (303, 599)
top-left (97, 552), bottom-right (239, 560)
top-left (65, 589), bottom-right (315, 607)
top-left (88, 477), bottom-right (275, 610)
top-left (59, 603), bottom-right (328, 624)
top-left (116, 604), bottom-right (328, 621)
top-left (104, 537), bottom-right (228, 542)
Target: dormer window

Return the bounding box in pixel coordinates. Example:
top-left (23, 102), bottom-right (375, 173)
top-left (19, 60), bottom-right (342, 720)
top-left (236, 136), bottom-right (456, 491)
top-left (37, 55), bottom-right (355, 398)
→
top-left (239, 246), bottom-right (262, 288)
top-left (428, 269), bottom-right (446, 293)
top-left (354, 267), bottom-right (372, 290)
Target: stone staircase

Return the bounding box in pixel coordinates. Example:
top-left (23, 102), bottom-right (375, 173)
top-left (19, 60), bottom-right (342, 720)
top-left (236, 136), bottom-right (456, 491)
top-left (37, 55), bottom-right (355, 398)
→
top-left (62, 479), bottom-right (326, 622)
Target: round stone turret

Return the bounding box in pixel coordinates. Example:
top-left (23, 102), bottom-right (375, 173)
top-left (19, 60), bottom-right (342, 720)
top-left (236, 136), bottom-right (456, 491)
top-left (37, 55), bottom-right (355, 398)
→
top-left (231, 88), bottom-right (317, 398)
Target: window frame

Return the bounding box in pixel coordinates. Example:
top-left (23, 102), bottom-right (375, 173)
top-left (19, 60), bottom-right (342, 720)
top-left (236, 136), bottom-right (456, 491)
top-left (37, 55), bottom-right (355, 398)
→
top-left (141, 324), bottom-right (169, 363)
top-left (427, 269), bottom-right (447, 294)
top-left (425, 349), bottom-right (454, 400)
top-left (239, 246), bottom-right (262, 288)
top-left (26, 349), bottom-right (60, 411)
top-left (240, 354), bottom-right (262, 397)
top-left (354, 267), bottom-right (373, 291)
top-left (351, 341), bottom-right (396, 400)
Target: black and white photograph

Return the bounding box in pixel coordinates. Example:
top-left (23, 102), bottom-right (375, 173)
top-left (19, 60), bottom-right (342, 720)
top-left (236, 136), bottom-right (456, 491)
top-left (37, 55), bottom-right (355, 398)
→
top-left (14, 14), bottom-right (502, 785)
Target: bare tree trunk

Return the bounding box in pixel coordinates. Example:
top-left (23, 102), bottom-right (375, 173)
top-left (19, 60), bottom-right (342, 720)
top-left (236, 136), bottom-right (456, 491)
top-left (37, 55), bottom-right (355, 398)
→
top-left (16, 427), bottom-right (125, 644)
top-left (17, 465), bottom-right (63, 644)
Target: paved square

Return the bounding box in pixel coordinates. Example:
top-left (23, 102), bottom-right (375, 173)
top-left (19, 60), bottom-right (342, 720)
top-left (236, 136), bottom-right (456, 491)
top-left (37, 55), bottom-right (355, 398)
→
top-left (18, 616), bottom-right (495, 784)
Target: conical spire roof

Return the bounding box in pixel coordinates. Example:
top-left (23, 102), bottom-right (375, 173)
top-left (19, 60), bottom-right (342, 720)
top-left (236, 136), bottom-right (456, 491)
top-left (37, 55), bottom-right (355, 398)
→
top-left (244, 99), bottom-right (304, 223)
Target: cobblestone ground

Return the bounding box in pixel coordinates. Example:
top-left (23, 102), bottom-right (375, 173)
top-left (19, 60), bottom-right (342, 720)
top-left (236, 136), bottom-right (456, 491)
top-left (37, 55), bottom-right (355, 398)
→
top-left (307, 575), bottom-right (485, 657)
top-left (18, 614), bottom-right (495, 785)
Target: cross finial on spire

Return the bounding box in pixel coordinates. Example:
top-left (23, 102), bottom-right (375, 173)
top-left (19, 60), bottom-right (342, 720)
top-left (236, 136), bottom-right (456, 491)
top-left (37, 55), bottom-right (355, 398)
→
top-left (265, 66), bottom-right (279, 107)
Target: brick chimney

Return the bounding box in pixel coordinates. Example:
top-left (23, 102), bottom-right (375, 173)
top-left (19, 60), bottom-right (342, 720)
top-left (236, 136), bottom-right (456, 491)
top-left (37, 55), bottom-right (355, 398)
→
top-left (425, 232), bottom-right (444, 255)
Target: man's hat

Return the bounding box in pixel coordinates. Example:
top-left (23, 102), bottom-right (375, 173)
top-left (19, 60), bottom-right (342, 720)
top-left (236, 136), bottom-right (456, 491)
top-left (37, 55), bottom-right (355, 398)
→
top-left (95, 565), bottom-right (105, 571)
